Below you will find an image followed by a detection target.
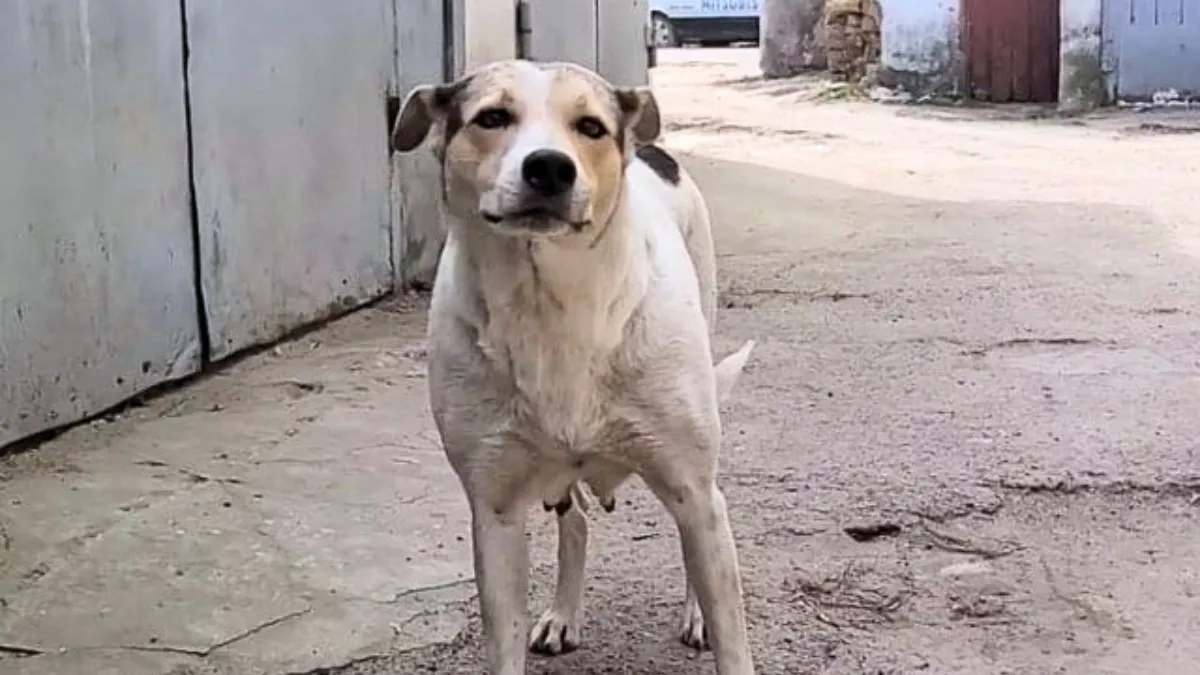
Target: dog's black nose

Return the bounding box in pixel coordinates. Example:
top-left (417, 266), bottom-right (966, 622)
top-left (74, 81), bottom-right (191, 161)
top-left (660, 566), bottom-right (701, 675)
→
top-left (521, 149), bottom-right (577, 197)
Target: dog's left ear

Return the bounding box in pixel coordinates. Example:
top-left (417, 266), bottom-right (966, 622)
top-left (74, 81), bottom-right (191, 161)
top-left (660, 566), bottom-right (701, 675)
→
top-left (391, 85), bottom-right (439, 153)
top-left (615, 86), bottom-right (662, 145)
top-left (391, 77), bottom-right (471, 153)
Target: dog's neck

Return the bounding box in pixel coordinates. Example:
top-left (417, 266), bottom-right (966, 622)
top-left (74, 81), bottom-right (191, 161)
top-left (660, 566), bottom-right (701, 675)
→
top-left (444, 180), bottom-right (648, 444)
top-left (450, 181), bottom-right (647, 345)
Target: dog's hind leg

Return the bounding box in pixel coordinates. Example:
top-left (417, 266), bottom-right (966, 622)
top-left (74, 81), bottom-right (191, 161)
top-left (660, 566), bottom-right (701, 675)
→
top-left (529, 491), bottom-right (588, 655)
top-left (644, 470), bottom-right (754, 675)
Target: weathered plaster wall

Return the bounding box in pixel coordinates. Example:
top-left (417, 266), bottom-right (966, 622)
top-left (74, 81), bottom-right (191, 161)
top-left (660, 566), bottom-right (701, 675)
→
top-left (1060, 0), bottom-right (1107, 111)
top-left (760, 0), bottom-right (827, 79)
top-left (876, 0), bottom-right (960, 97)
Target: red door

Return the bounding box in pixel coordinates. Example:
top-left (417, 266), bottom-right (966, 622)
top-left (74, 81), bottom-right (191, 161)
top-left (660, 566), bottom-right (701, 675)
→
top-left (963, 0), bottom-right (1060, 103)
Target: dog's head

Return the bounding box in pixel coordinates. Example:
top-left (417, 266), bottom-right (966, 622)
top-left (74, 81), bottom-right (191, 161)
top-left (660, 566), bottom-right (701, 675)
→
top-left (391, 60), bottom-right (661, 237)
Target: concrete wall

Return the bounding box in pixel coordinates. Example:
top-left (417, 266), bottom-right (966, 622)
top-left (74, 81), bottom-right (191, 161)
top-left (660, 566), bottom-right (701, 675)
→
top-left (876, 0), bottom-right (961, 96)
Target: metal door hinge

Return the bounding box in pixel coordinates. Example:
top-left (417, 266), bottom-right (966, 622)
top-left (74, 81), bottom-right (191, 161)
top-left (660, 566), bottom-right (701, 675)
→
top-left (516, 0), bottom-right (531, 59)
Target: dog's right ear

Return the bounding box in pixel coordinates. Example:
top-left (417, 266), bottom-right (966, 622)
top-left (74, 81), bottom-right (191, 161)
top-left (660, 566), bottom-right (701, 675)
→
top-left (615, 86), bottom-right (662, 146)
top-left (390, 78), bottom-right (470, 153)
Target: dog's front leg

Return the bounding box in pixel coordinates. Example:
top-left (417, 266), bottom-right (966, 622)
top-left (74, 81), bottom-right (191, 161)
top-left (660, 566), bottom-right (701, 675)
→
top-left (680, 582), bottom-right (707, 649)
top-left (646, 471), bottom-right (754, 675)
top-left (529, 501), bottom-right (587, 654)
top-left (471, 503), bottom-right (530, 675)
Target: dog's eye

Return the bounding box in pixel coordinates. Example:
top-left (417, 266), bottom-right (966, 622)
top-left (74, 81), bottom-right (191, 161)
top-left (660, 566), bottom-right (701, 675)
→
top-left (574, 116), bottom-right (608, 139)
top-left (473, 108), bottom-right (513, 130)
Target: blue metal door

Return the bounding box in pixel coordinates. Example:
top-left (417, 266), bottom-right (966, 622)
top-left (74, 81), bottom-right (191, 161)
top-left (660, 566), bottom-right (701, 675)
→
top-left (1111, 0), bottom-right (1200, 99)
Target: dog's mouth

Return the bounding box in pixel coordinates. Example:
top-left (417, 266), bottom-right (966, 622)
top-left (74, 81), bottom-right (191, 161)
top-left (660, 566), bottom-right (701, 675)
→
top-left (481, 207), bottom-right (590, 233)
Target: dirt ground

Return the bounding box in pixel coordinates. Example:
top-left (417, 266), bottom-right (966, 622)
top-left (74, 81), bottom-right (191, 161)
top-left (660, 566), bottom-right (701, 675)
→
top-left (4, 48), bottom-right (1200, 675)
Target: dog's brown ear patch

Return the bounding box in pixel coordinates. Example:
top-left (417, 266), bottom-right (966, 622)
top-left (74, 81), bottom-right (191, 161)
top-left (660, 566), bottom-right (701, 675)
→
top-left (615, 86), bottom-right (662, 145)
top-left (635, 144), bottom-right (681, 185)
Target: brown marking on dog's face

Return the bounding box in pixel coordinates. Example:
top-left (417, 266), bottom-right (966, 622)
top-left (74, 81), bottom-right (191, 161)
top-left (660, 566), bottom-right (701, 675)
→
top-left (391, 60), bottom-right (662, 237)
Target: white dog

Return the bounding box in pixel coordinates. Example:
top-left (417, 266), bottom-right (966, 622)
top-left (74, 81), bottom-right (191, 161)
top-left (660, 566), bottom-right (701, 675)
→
top-left (391, 59), bottom-right (756, 675)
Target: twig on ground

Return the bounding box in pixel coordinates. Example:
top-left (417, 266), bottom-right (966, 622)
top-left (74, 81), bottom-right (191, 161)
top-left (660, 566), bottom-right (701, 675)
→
top-left (787, 561), bottom-right (906, 630)
top-left (918, 521), bottom-right (1022, 559)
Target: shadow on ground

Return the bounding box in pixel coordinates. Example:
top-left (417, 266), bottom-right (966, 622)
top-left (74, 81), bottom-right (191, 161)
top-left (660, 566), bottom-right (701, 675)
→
top-left (339, 154), bottom-right (1200, 675)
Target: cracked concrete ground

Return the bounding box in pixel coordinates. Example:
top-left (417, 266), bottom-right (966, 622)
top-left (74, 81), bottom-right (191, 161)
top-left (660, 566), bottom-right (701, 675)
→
top-left (3, 48), bottom-right (1200, 675)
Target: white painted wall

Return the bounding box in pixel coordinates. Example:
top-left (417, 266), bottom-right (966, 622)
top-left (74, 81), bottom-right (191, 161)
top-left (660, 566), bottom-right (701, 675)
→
top-left (1062, 0), bottom-right (1101, 35)
top-left (878, 0), bottom-right (958, 76)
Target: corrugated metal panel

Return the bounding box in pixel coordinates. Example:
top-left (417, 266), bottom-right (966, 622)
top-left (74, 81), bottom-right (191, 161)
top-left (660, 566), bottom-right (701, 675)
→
top-left (522, 0), bottom-right (648, 84)
top-left (463, 0), bottom-right (517, 70)
top-left (598, 0), bottom-right (650, 86)
top-left (186, 1), bottom-right (396, 360)
top-left (0, 1), bottom-right (201, 448)
top-left (1110, 0), bottom-right (1200, 99)
top-left (393, 0), bottom-right (450, 288)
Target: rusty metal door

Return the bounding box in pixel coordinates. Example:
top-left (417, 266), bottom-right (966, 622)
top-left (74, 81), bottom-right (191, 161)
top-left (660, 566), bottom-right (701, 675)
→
top-left (963, 0), bottom-right (1060, 102)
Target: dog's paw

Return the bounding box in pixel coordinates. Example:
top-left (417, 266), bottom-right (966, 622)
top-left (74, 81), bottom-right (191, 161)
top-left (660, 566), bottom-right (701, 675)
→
top-left (679, 600), bottom-right (709, 651)
top-left (529, 608), bottom-right (581, 656)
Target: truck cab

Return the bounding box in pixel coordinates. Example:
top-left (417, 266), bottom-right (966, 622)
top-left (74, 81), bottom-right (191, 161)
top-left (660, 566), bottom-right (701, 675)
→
top-left (648, 0), bottom-right (761, 47)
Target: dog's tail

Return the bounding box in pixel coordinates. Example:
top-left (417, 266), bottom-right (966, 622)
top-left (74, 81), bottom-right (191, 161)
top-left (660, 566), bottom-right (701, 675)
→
top-left (714, 340), bottom-right (756, 404)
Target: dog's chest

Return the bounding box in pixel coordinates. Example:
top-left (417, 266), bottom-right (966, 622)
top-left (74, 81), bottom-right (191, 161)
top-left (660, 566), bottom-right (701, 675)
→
top-left (479, 291), bottom-right (633, 450)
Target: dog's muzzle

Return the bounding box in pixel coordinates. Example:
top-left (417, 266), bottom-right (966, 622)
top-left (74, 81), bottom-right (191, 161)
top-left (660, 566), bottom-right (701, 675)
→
top-left (481, 149), bottom-right (588, 234)
top-left (522, 149), bottom-right (576, 198)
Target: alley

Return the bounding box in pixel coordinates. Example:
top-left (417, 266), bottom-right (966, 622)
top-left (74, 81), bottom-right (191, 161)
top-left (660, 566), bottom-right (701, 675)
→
top-left (3, 49), bottom-right (1199, 675)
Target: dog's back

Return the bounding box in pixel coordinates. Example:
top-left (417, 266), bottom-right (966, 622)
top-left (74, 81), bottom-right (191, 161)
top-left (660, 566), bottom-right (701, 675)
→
top-left (630, 144), bottom-right (719, 331)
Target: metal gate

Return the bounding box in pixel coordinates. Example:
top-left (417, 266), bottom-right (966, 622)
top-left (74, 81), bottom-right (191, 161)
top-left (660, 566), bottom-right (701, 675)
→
top-left (0, 0), bottom-right (202, 448)
top-left (1108, 0), bottom-right (1200, 100)
top-left (517, 0), bottom-right (651, 86)
top-left (962, 0), bottom-right (1060, 102)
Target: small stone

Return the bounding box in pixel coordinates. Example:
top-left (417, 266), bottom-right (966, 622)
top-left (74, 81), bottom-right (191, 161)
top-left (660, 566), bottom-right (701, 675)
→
top-left (939, 561), bottom-right (994, 578)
